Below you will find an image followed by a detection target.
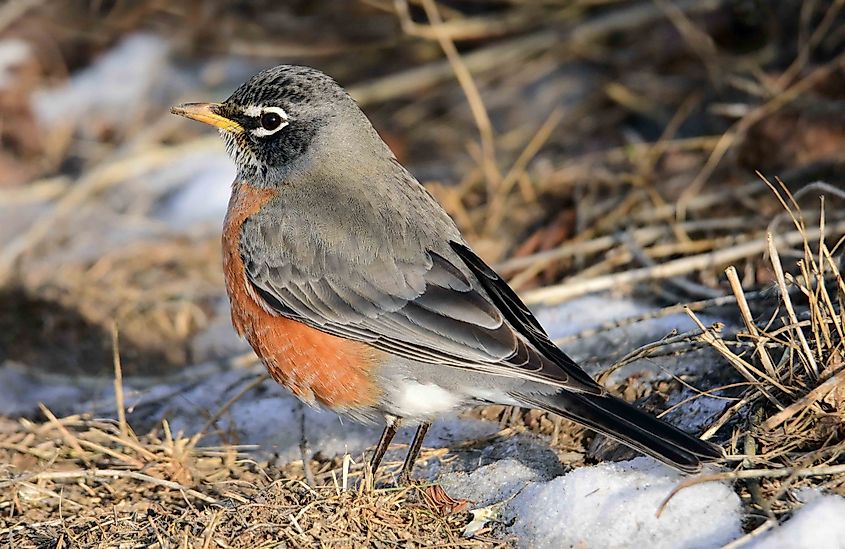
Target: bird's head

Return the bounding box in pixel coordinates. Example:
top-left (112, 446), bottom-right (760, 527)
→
top-left (171, 65), bottom-right (371, 186)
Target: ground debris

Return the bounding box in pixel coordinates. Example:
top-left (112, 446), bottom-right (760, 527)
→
top-left (0, 414), bottom-right (501, 548)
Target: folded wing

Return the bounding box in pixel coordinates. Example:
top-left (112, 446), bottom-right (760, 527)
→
top-left (241, 218), bottom-right (602, 394)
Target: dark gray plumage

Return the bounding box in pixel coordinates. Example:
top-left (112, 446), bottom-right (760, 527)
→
top-left (171, 64), bottom-right (722, 475)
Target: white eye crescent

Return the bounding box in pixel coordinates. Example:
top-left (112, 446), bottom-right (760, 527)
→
top-left (246, 106), bottom-right (289, 137)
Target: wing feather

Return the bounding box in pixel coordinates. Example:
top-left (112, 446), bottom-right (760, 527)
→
top-left (242, 216), bottom-right (602, 393)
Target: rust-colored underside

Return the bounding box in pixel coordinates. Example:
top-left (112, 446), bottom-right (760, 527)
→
top-left (222, 182), bottom-right (381, 409)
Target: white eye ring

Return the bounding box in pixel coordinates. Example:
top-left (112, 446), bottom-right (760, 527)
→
top-left (246, 106), bottom-right (289, 137)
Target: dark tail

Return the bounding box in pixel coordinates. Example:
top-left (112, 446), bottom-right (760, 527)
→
top-left (516, 391), bottom-right (723, 473)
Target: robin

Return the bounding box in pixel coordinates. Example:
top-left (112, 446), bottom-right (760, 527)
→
top-left (171, 65), bottom-right (721, 482)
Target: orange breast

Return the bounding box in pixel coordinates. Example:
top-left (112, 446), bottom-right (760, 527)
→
top-left (222, 182), bottom-right (382, 409)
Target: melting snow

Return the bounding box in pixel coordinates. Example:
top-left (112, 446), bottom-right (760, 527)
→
top-left (746, 496), bottom-right (845, 549)
top-left (441, 459), bottom-right (542, 508)
top-left (31, 34), bottom-right (172, 133)
top-left (0, 38), bottom-right (30, 89)
top-left (503, 458), bottom-right (742, 549)
top-left (152, 150), bottom-right (236, 228)
top-left (441, 457), bottom-right (742, 548)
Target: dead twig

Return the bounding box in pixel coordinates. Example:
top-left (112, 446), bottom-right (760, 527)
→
top-left (658, 463), bottom-right (845, 516)
top-left (522, 219), bottom-right (845, 305)
top-left (11, 469), bottom-right (218, 504)
top-left (763, 370), bottom-right (845, 431)
top-left (415, 0), bottom-right (502, 193)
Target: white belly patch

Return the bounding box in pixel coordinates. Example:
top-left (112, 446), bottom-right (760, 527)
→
top-left (393, 380), bottom-right (462, 419)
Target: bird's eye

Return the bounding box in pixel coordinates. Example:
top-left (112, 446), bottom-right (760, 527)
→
top-left (245, 106), bottom-right (288, 137)
top-left (260, 112), bottom-right (282, 131)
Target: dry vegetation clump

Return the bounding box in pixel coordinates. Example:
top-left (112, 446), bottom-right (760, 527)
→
top-left (0, 411), bottom-right (499, 548)
top-left (660, 180), bottom-right (845, 535)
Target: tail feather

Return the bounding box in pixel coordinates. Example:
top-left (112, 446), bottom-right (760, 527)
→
top-left (516, 391), bottom-right (722, 473)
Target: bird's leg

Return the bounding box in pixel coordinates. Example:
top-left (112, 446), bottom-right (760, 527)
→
top-left (398, 421), bottom-right (430, 485)
top-left (370, 415), bottom-right (401, 478)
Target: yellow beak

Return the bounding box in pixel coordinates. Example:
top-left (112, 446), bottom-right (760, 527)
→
top-left (170, 102), bottom-right (243, 133)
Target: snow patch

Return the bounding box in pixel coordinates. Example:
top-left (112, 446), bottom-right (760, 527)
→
top-left (746, 496), bottom-right (845, 549)
top-left (534, 294), bottom-right (725, 379)
top-left (535, 295), bottom-right (649, 340)
top-left (152, 150), bottom-right (236, 228)
top-left (440, 459), bottom-right (541, 508)
top-left (0, 39), bottom-right (30, 88)
top-left (31, 34), bottom-right (170, 132)
top-left (503, 457), bottom-right (741, 549)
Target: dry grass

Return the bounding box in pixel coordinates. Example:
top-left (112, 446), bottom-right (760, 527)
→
top-left (1, 334), bottom-right (498, 547)
top-left (658, 180), bottom-right (845, 535)
top-left (0, 411), bottom-right (501, 548)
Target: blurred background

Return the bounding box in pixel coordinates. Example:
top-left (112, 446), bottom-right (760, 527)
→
top-left (1, 0), bottom-right (843, 381)
top-left (2, 1), bottom-right (845, 544)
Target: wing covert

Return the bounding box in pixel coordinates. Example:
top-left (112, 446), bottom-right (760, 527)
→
top-left (241, 218), bottom-right (602, 393)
